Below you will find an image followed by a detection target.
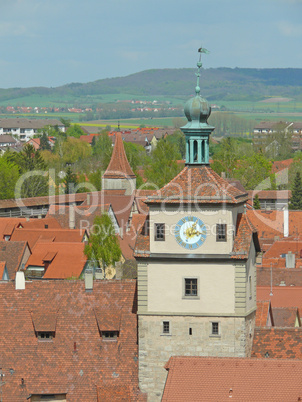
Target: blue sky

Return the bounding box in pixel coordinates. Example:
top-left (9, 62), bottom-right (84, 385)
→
top-left (0, 0), bottom-right (301, 88)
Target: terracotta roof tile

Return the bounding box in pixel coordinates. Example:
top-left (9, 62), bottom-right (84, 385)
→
top-left (247, 210), bottom-right (302, 252)
top-left (95, 308), bottom-right (121, 331)
top-left (248, 189), bottom-right (291, 201)
top-left (31, 310), bottom-right (57, 332)
top-left (97, 385), bottom-right (131, 401)
top-left (257, 267), bottom-right (302, 286)
top-left (0, 280), bottom-right (145, 401)
top-left (11, 228), bottom-right (85, 249)
top-left (252, 328), bottom-right (302, 359)
top-left (0, 261), bottom-right (6, 279)
top-left (0, 241), bottom-right (29, 280)
top-left (271, 307), bottom-right (299, 327)
top-left (26, 242), bottom-right (87, 279)
top-left (256, 301), bottom-right (271, 327)
top-left (257, 286), bottom-right (302, 311)
top-left (146, 166), bottom-right (248, 204)
top-left (134, 233), bottom-right (150, 258)
top-left (162, 356), bottom-right (302, 401)
top-left (231, 213), bottom-right (260, 258)
top-left (272, 159), bottom-right (294, 174)
top-left (103, 132), bottom-right (136, 179)
top-left (0, 192), bottom-right (88, 209)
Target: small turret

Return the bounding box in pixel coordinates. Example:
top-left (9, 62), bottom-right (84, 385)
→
top-left (181, 48), bottom-right (214, 165)
top-left (102, 132), bottom-right (136, 195)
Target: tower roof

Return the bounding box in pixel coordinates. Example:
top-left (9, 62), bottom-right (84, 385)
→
top-left (103, 132), bottom-right (136, 179)
top-left (145, 165), bottom-right (248, 204)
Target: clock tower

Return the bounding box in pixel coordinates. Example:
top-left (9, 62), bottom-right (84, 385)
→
top-left (135, 50), bottom-right (260, 400)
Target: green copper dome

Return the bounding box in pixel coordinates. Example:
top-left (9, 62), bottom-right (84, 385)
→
top-left (181, 47), bottom-right (215, 165)
top-left (184, 95), bottom-right (211, 125)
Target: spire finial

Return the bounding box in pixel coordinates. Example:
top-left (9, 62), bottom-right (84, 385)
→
top-left (195, 46), bottom-right (210, 95)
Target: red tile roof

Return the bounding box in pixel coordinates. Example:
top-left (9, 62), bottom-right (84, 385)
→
top-left (146, 166), bottom-right (248, 204)
top-left (26, 242), bottom-right (87, 279)
top-left (257, 286), bottom-right (302, 311)
top-left (0, 192), bottom-right (88, 210)
top-left (134, 233), bottom-right (150, 258)
top-left (252, 328), bottom-right (302, 359)
top-left (0, 218), bottom-right (29, 239)
top-left (103, 132), bottom-right (136, 179)
top-left (272, 159), bottom-right (294, 174)
top-left (247, 210), bottom-right (302, 252)
top-left (11, 227), bottom-right (85, 249)
top-left (0, 280), bottom-right (145, 401)
top-left (271, 307), bottom-right (299, 327)
top-left (256, 301), bottom-right (271, 327)
top-left (18, 217), bottom-right (62, 229)
top-left (0, 261), bottom-right (6, 279)
top-left (257, 267), bottom-right (302, 286)
top-left (0, 241), bottom-right (29, 279)
top-left (248, 189), bottom-right (291, 201)
top-left (263, 240), bottom-right (302, 260)
top-left (231, 213), bottom-right (260, 258)
top-left (162, 356), bottom-right (302, 401)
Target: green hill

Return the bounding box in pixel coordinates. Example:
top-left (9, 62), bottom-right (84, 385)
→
top-left (1, 68), bottom-right (302, 105)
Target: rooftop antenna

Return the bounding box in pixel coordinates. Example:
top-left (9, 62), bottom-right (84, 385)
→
top-left (195, 46), bottom-right (210, 95)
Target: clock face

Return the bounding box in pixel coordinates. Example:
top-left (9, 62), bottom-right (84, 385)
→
top-left (174, 216), bottom-right (207, 250)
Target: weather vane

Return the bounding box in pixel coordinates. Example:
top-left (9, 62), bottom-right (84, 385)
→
top-left (195, 46), bottom-right (210, 95)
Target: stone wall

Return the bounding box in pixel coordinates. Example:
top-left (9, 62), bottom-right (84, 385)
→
top-left (138, 313), bottom-right (254, 400)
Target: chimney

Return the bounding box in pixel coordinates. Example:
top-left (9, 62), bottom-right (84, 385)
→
top-left (85, 269), bottom-right (93, 292)
top-left (283, 205), bottom-right (289, 238)
top-left (15, 271), bottom-right (25, 290)
top-left (69, 204), bottom-right (75, 230)
top-left (221, 172), bottom-right (226, 179)
top-left (286, 252), bottom-right (295, 269)
top-left (87, 193), bottom-right (91, 206)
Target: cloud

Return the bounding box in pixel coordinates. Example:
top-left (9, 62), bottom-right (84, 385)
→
top-left (0, 23), bottom-right (28, 37)
top-left (278, 21), bottom-right (302, 37)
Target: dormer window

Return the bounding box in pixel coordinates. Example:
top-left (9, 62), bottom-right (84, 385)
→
top-left (37, 331), bottom-right (54, 341)
top-left (94, 308), bottom-right (121, 341)
top-left (31, 310), bottom-right (57, 341)
top-left (101, 331), bottom-right (119, 340)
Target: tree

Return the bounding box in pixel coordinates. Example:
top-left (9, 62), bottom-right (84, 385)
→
top-left (12, 144), bottom-right (48, 198)
top-left (92, 130), bottom-right (113, 169)
top-left (40, 132), bottom-right (51, 151)
top-left (84, 213), bottom-right (121, 270)
top-left (253, 194), bottom-right (261, 209)
top-left (166, 130), bottom-right (186, 159)
top-left (232, 153), bottom-right (272, 190)
top-left (289, 171), bottom-right (302, 210)
top-left (145, 138), bottom-right (182, 188)
top-left (59, 137), bottom-right (92, 164)
top-left (66, 124), bottom-right (85, 138)
top-left (0, 157), bottom-right (20, 200)
top-left (63, 166), bottom-right (78, 194)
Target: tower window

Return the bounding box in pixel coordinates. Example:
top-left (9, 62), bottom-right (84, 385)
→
top-left (211, 322), bottom-right (219, 335)
top-left (216, 224), bottom-right (227, 242)
top-left (154, 223), bottom-right (165, 241)
top-left (184, 278), bottom-right (198, 297)
top-left (162, 321), bottom-right (170, 335)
